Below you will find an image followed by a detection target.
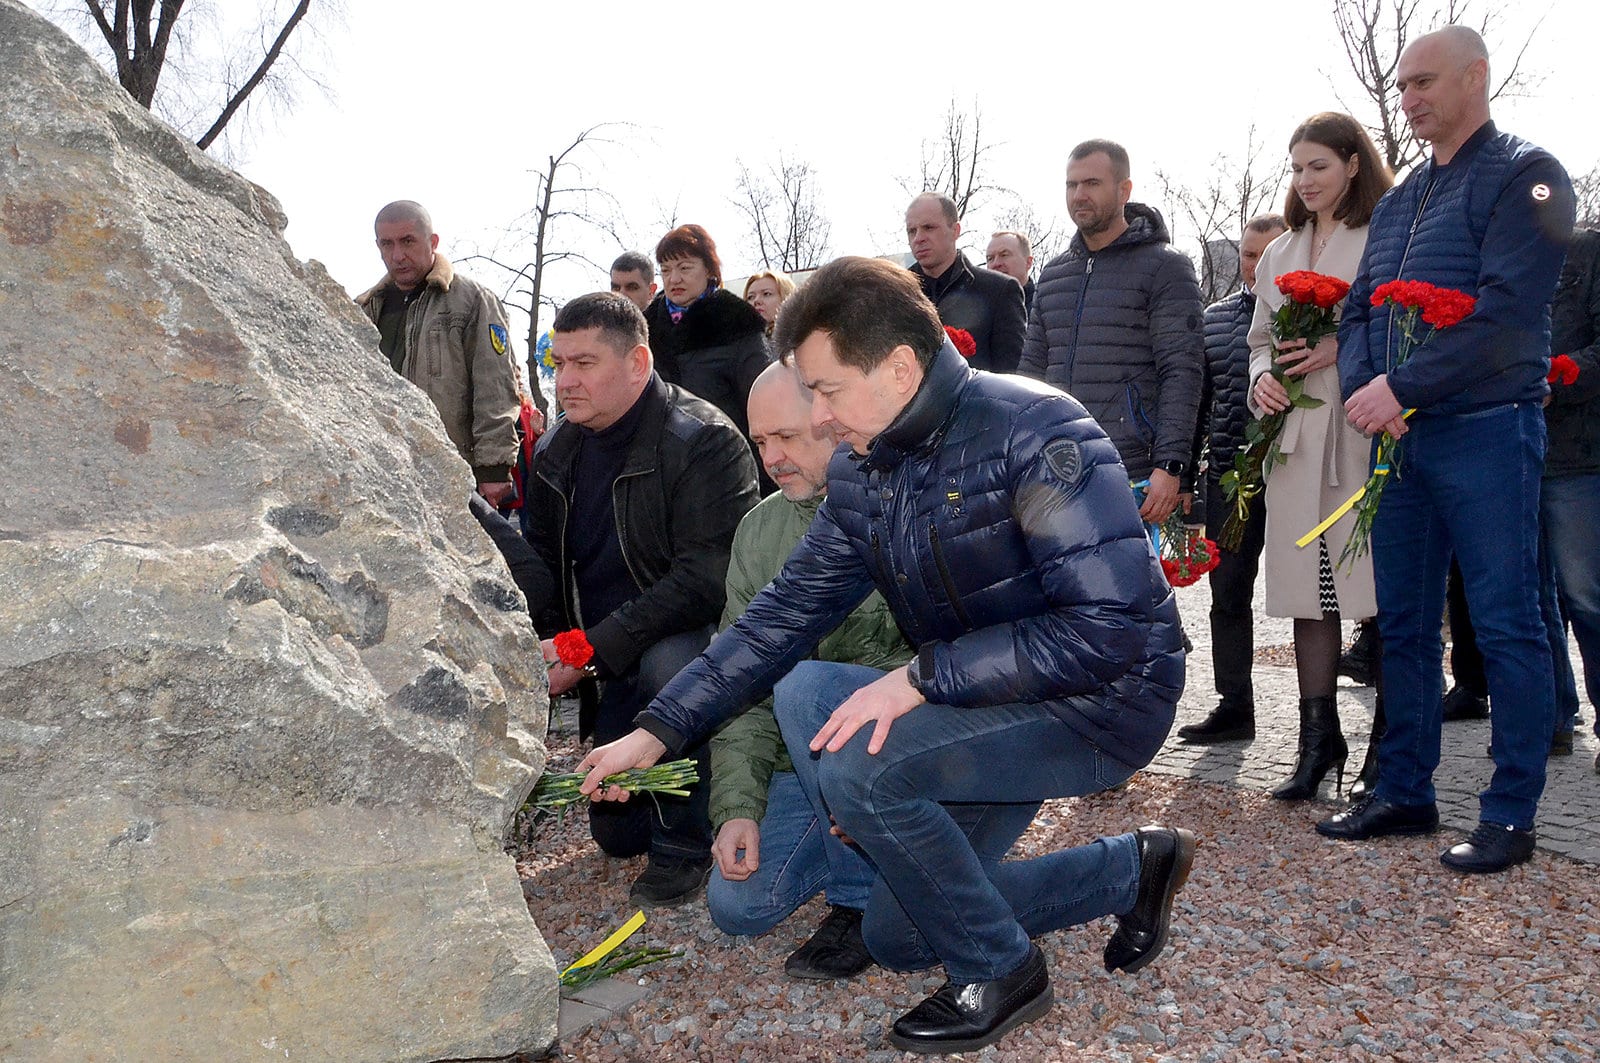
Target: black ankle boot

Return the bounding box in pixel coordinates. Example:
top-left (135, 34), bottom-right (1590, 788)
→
top-left (1271, 696), bottom-right (1348, 801)
top-left (1349, 694), bottom-right (1386, 800)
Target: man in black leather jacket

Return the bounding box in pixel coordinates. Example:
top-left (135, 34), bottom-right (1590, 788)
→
top-left (906, 193), bottom-right (1027, 372)
top-left (525, 292), bottom-right (759, 907)
top-left (577, 258), bottom-right (1194, 1054)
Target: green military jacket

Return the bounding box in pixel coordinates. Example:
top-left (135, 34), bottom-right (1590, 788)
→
top-left (708, 492), bottom-right (912, 828)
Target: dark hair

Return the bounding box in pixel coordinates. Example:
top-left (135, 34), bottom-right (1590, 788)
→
top-left (1069, 139), bottom-right (1131, 183)
top-left (1283, 112), bottom-right (1394, 230)
top-left (610, 250), bottom-right (654, 279)
top-left (773, 257), bottom-right (945, 373)
top-left (909, 192), bottom-right (960, 225)
top-left (552, 291), bottom-right (647, 355)
top-left (654, 224), bottom-right (722, 286)
top-left (1245, 213), bottom-right (1288, 235)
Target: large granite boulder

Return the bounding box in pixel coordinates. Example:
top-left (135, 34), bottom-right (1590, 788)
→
top-left (0, 3), bottom-right (556, 1059)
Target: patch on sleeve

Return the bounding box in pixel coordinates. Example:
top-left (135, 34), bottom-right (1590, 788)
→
top-left (1043, 439), bottom-right (1082, 484)
top-left (1532, 183), bottom-right (1551, 203)
top-left (489, 323), bottom-right (509, 355)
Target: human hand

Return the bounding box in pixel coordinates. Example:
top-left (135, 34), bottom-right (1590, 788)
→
top-left (540, 638), bottom-right (585, 697)
top-left (1278, 335), bottom-right (1339, 377)
top-left (1139, 468), bottom-right (1181, 523)
top-left (576, 728), bottom-right (668, 801)
top-left (1345, 375), bottom-right (1404, 436)
top-left (810, 665), bottom-right (926, 755)
top-left (478, 481), bottom-right (515, 507)
top-left (1253, 371), bottom-right (1291, 414)
top-left (713, 819), bottom-right (761, 880)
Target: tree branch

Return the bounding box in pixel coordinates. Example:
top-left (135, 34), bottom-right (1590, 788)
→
top-left (195, 0), bottom-right (311, 150)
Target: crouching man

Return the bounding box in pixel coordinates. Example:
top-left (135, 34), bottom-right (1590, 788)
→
top-left (706, 360), bottom-right (912, 978)
top-left (579, 257), bottom-right (1195, 1055)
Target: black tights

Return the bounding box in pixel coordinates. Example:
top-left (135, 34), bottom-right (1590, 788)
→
top-left (1295, 615), bottom-right (1343, 700)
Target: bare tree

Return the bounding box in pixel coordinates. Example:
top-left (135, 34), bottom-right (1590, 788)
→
top-left (989, 198), bottom-right (1067, 272)
top-left (64, 1), bottom-right (322, 152)
top-left (734, 156), bottom-right (832, 273)
top-left (907, 97), bottom-right (1009, 220)
top-left (1330, 0), bottom-right (1544, 173)
top-left (1155, 126), bottom-right (1289, 302)
top-left (460, 124), bottom-right (630, 412)
top-left (1572, 162), bottom-right (1600, 229)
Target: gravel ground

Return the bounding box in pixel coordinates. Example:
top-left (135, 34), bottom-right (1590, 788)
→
top-left (516, 740), bottom-right (1600, 1062)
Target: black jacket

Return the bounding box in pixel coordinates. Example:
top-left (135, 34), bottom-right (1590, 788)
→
top-left (1547, 227), bottom-right (1600, 477)
top-left (1018, 203), bottom-right (1205, 480)
top-left (525, 375), bottom-right (760, 676)
top-left (912, 252), bottom-right (1028, 373)
top-left (1195, 289), bottom-right (1256, 486)
top-left (645, 289), bottom-right (772, 439)
top-left (638, 341), bottom-right (1185, 770)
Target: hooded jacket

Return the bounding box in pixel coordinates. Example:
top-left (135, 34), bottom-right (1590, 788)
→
top-left (638, 341), bottom-right (1185, 771)
top-left (1018, 204), bottom-right (1205, 480)
top-left (356, 254), bottom-right (520, 481)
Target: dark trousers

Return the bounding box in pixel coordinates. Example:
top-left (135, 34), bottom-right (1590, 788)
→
top-left (1446, 559), bottom-right (1488, 696)
top-left (588, 626), bottom-right (715, 864)
top-left (1204, 476), bottom-right (1266, 703)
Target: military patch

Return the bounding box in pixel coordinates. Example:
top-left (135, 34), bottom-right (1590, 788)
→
top-left (489, 323), bottom-right (509, 355)
top-left (1044, 439), bottom-right (1082, 483)
top-left (1532, 183), bottom-right (1551, 202)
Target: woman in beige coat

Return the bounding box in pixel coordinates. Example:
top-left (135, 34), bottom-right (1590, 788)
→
top-left (1247, 112), bottom-right (1393, 802)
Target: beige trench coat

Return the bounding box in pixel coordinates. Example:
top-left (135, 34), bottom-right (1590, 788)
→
top-left (1245, 223), bottom-right (1377, 621)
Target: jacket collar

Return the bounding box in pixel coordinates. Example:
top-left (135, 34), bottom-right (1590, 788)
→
top-left (1429, 120), bottom-right (1497, 172)
top-left (911, 252), bottom-right (975, 301)
top-left (1068, 202), bottom-right (1171, 256)
top-left (355, 252), bottom-right (456, 308)
top-left (857, 340), bottom-right (971, 473)
top-left (539, 373), bottom-right (670, 492)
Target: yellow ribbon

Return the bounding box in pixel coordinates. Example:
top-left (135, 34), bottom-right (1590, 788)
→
top-left (1294, 408), bottom-right (1416, 549)
top-left (561, 910), bottom-right (646, 977)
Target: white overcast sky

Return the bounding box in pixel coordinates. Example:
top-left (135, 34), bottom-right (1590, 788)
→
top-left (29, 0), bottom-right (1600, 347)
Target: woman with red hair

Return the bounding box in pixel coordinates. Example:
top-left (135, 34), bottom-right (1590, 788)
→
top-left (644, 224), bottom-right (772, 441)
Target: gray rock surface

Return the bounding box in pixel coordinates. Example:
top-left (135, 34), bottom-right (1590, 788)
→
top-left (0, 3), bottom-right (555, 1058)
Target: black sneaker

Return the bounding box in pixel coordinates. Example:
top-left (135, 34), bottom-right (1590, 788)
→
top-left (784, 905), bottom-right (873, 981)
top-left (1440, 823), bottom-right (1536, 874)
top-left (1441, 685), bottom-right (1489, 721)
top-left (627, 858), bottom-right (711, 908)
top-left (1103, 825), bottom-right (1197, 974)
top-left (888, 944), bottom-right (1052, 1054)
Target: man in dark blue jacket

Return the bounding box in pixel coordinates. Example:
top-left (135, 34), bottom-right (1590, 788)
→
top-left (1319, 26), bottom-right (1575, 873)
top-left (578, 257), bottom-right (1194, 1054)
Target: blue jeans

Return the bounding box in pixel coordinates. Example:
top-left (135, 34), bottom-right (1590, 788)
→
top-left (705, 770), bottom-right (873, 936)
top-left (1372, 403), bottom-right (1553, 829)
top-left (773, 661), bottom-right (1141, 984)
top-left (1542, 472), bottom-right (1600, 730)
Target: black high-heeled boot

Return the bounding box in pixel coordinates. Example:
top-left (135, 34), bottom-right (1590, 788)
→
top-left (1348, 693), bottom-right (1386, 800)
top-left (1270, 696), bottom-right (1348, 800)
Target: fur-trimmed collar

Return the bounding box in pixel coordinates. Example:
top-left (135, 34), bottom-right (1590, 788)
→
top-left (355, 252), bottom-right (455, 307)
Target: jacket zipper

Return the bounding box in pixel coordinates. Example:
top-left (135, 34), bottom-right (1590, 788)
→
top-left (927, 523), bottom-right (974, 628)
top-left (535, 465), bottom-right (581, 628)
top-left (1067, 255), bottom-right (1095, 382)
top-left (612, 470), bottom-right (650, 593)
top-left (1386, 172), bottom-right (1439, 373)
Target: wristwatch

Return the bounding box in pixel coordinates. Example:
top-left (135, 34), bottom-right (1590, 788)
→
top-left (1156, 460), bottom-right (1188, 478)
top-left (905, 654), bottom-right (923, 693)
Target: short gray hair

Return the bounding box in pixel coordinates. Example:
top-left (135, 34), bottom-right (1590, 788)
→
top-left (375, 200), bottom-right (433, 235)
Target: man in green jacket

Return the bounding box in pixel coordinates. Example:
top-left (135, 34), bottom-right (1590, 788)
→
top-left (706, 360), bottom-right (911, 980)
top-left (356, 200), bottom-right (521, 504)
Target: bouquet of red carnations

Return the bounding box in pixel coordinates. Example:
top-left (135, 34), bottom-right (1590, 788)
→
top-left (1158, 510), bottom-right (1221, 588)
top-left (1217, 271), bottom-right (1348, 549)
top-left (1329, 279), bottom-right (1477, 567)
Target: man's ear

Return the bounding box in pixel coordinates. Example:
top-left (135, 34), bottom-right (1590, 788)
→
top-left (630, 343), bottom-right (653, 381)
top-left (891, 345), bottom-right (922, 393)
top-left (428, 233), bottom-right (440, 251)
top-left (1118, 179), bottom-right (1134, 204)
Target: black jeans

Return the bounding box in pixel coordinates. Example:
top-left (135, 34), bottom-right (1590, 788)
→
top-left (1204, 476), bottom-right (1266, 703)
top-left (588, 626), bottom-right (715, 865)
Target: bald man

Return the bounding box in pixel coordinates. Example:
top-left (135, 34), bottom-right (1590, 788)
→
top-left (1322, 26), bottom-right (1575, 874)
top-left (706, 361), bottom-right (912, 979)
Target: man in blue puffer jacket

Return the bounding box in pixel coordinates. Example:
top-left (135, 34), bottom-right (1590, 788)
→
top-left (578, 256), bottom-right (1193, 1054)
top-left (1319, 26), bottom-right (1575, 875)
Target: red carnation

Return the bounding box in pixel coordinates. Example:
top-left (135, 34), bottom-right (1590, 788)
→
top-left (552, 629), bottom-right (595, 670)
top-left (1549, 354), bottom-right (1581, 387)
top-left (1421, 289), bottom-right (1476, 328)
top-left (945, 326), bottom-right (977, 358)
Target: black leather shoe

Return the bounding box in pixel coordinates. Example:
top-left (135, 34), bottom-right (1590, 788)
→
top-left (1440, 685), bottom-right (1489, 721)
top-left (1315, 794), bottom-right (1439, 840)
top-left (1176, 700), bottom-right (1255, 744)
top-left (888, 944), bottom-right (1052, 1054)
top-left (1440, 823), bottom-right (1536, 873)
top-left (1103, 825), bottom-right (1197, 974)
top-left (784, 905), bottom-right (873, 981)
top-left (1549, 731), bottom-right (1574, 757)
top-left (627, 858), bottom-right (711, 908)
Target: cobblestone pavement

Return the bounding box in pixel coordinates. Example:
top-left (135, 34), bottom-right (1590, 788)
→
top-left (1155, 577), bottom-right (1600, 865)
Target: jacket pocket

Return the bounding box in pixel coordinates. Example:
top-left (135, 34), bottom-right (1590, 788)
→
top-left (927, 522), bottom-right (973, 629)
